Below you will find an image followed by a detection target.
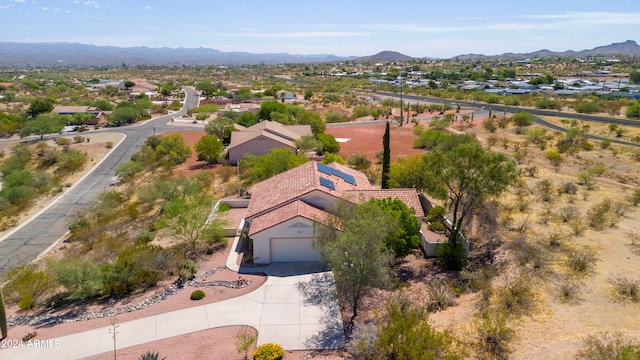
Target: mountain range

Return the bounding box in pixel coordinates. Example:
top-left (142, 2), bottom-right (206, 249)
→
top-left (0, 40), bottom-right (638, 66)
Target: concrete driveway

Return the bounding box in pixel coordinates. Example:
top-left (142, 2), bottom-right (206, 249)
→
top-left (0, 262), bottom-right (344, 360)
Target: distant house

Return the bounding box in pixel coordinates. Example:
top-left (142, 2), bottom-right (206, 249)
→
top-left (244, 161), bottom-right (424, 264)
top-left (227, 121), bottom-right (312, 165)
top-left (52, 105), bottom-right (108, 125)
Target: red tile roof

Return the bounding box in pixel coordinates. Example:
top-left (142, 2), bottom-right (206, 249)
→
top-left (345, 189), bottom-right (425, 217)
top-left (245, 161), bottom-right (373, 220)
top-left (245, 161), bottom-right (426, 234)
top-left (248, 199), bottom-right (332, 236)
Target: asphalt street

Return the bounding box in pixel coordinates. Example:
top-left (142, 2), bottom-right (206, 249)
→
top-left (0, 87), bottom-right (200, 273)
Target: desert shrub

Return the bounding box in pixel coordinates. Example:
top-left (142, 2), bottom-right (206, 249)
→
top-left (575, 101), bottom-right (601, 114)
top-left (609, 275), bottom-right (640, 302)
top-left (345, 321), bottom-right (378, 360)
top-left (536, 179), bottom-right (555, 201)
top-left (190, 290), bottom-right (205, 301)
top-left (575, 333), bottom-right (640, 360)
top-left (102, 244), bottom-right (177, 296)
top-left (461, 267), bottom-right (495, 294)
top-left (324, 110), bottom-right (349, 123)
top-left (587, 198), bottom-right (618, 229)
top-left (564, 247), bottom-right (597, 276)
top-left (105, 141), bottom-right (113, 149)
top-left (179, 259), bottom-right (198, 281)
top-left (347, 153), bottom-right (371, 170)
top-left (253, 343), bottom-right (284, 360)
top-left (558, 205), bottom-right (579, 223)
top-left (559, 181), bottom-right (578, 195)
top-left (73, 135), bottom-right (86, 143)
top-left (558, 280), bottom-right (581, 303)
top-left (48, 258), bottom-right (105, 301)
top-left (57, 149), bottom-right (87, 175)
top-left (475, 310), bottom-right (515, 360)
top-left (54, 137), bottom-right (71, 146)
top-left (629, 188), bottom-right (640, 206)
top-left (578, 170), bottom-right (598, 190)
top-left (427, 278), bottom-right (456, 312)
top-left (510, 238), bottom-right (547, 276)
top-left (543, 149), bottom-right (563, 166)
top-left (135, 230), bottom-right (155, 243)
top-left (497, 278), bottom-right (537, 316)
top-left (4, 265), bottom-right (53, 310)
top-left (115, 160), bottom-right (145, 181)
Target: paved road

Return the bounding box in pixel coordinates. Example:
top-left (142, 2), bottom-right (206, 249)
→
top-left (0, 87), bottom-right (201, 273)
top-left (370, 90), bottom-right (640, 127)
top-left (370, 91), bottom-right (640, 148)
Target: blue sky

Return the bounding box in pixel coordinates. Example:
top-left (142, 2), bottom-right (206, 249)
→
top-left (1, 0), bottom-right (639, 58)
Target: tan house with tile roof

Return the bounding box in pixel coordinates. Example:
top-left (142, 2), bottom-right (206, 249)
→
top-left (245, 160), bottom-right (424, 264)
top-left (227, 121), bottom-right (312, 165)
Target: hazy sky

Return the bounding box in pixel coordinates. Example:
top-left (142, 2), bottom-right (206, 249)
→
top-left (1, 0), bottom-right (639, 58)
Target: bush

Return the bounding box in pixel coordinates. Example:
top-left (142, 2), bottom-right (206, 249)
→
top-left (564, 247), bottom-right (597, 275)
top-left (253, 343), bottom-right (284, 360)
top-left (575, 333), bottom-right (640, 360)
top-left (135, 230), bottom-right (155, 243)
top-left (475, 310), bottom-right (515, 360)
top-left (347, 153), bottom-right (371, 170)
top-left (105, 141), bottom-right (113, 149)
top-left (190, 290), bottom-right (205, 301)
top-left (427, 278), bottom-right (456, 312)
top-left (54, 137), bottom-right (71, 146)
top-left (575, 102), bottom-right (601, 114)
top-left (609, 275), bottom-right (640, 302)
top-left (497, 278), bottom-right (536, 316)
top-left (73, 135), bottom-right (86, 143)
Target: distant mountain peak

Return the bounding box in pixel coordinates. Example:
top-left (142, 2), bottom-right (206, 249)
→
top-left (355, 51), bottom-right (414, 63)
top-left (453, 40), bottom-right (640, 60)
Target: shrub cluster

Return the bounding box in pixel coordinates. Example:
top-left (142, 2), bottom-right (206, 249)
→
top-left (253, 343), bottom-right (284, 360)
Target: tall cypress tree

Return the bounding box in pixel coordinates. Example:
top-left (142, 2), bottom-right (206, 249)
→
top-left (381, 121), bottom-right (391, 189)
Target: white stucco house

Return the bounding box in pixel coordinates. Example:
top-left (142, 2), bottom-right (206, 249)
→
top-left (244, 161), bottom-right (424, 264)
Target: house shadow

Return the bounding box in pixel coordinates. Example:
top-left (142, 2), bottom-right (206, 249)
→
top-left (297, 271), bottom-right (346, 349)
top-left (239, 261), bottom-right (328, 277)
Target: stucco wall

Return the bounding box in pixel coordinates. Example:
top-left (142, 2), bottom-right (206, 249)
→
top-left (228, 136), bottom-right (295, 165)
top-left (252, 216), bottom-right (318, 264)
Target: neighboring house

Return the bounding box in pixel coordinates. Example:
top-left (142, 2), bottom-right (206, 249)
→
top-left (244, 161), bottom-right (424, 264)
top-left (52, 105), bottom-right (108, 125)
top-left (227, 120), bottom-right (312, 165)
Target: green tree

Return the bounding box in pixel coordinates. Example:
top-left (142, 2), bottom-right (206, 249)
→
top-left (234, 87), bottom-right (253, 100)
top-left (205, 116), bottom-right (235, 144)
top-left (512, 112), bottom-right (534, 127)
top-left (123, 80), bottom-right (136, 89)
top-left (109, 107), bottom-right (138, 125)
top-left (240, 148), bottom-right (308, 187)
top-left (257, 100), bottom-right (286, 121)
top-left (19, 113), bottom-right (66, 139)
top-left (316, 200), bottom-right (395, 322)
top-left (155, 134), bottom-right (192, 166)
top-left (374, 295), bottom-right (462, 360)
top-left (194, 135), bottom-right (223, 164)
top-left (297, 111), bottom-right (326, 135)
top-left (389, 154), bottom-right (431, 190)
top-left (304, 89), bottom-right (314, 100)
top-left (381, 122), bottom-right (390, 189)
top-left (626, 102), bottom-right (640, 119)
top-left (423, 136), bottom-right (517, 269)
top-left (195, 81), bottom-right (216, 98)
top-left (26, 99), bottom-right (54, 118)
top-left (168, 196), bottom-right (220, 257)
top-left (372, 198), bottom-right (420, 258)
top-left (630, 70), bottom-right (640, 84)
top-left (317, 133), bottom-right (340, 153)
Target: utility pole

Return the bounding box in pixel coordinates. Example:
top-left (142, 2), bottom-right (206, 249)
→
top-left (399, 74), bottom-right (403, 126)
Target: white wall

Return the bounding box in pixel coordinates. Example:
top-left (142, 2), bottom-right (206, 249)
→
top-left (252, 216), bottom-right (318, 264)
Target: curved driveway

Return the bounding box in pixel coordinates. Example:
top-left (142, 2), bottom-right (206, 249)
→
top-left (0, 87), bottom-right (200, 273)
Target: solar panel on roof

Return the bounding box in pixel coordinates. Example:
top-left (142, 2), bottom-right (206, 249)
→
top-left (339, 172), bottom-right (357, 185)
top-left (319, 177), bottom-right (335, 190)
top-left (317, 162), bottom-right (357, 186)
top-left (317, 162), bottom-right (336, 176)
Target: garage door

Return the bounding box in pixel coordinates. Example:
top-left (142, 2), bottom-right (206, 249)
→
top-left (270, 237), bottom-right (320, 262)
